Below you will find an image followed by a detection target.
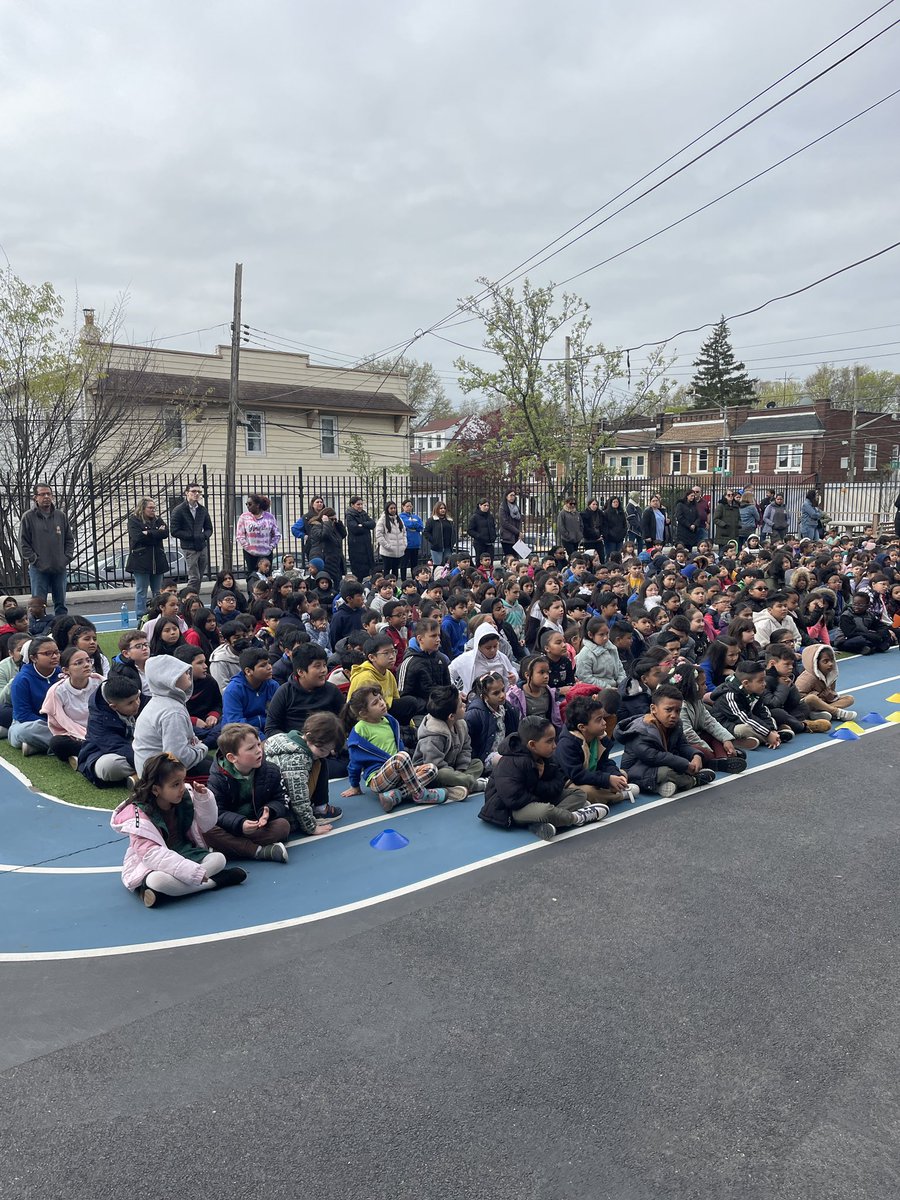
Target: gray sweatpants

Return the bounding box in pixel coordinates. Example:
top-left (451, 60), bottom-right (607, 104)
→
top-left (512, 785), bottom-right (588, 828)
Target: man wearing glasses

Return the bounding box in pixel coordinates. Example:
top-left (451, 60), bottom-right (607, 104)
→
top-left (713, 487), bottom-right (741, 553)
top-left (170, 482), bottom-right (214, 591)
top-left (19, 484), bottom-right (75, 616)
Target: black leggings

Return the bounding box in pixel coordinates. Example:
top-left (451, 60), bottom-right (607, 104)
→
top-left (380, 555), bottom-right (404, 579)
top-left (49, 734), bottom-right (83, 762)
top-left (400, 547), bottom-right (419, 580)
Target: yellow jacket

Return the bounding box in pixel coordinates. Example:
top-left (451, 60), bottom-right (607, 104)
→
top-left (347, 659), bottom-right (399, 707)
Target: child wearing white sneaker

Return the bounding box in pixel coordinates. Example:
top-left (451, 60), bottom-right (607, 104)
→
top-left (478, 715), bottom-right (609, 840)
top-left (412, 685), bottom-right (483, 800)
top-left (205, 723), bottom-right (293, 863)
top-left (110, 752), bottom-right (247, 908)
top-left (553, 690), bottom-right (640, 805)
top-left (616, 684), bottom-right (717, 798)
top-left (342, 684), bottom-right (446, 812)
top-left (795, 645), bottom-right (857, 721)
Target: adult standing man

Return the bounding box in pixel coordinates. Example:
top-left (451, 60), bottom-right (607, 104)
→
top-left (556, 497), bottom-right (584, 557)
top-left (170, 482), bottom-right (213, 591)
top-left (345, 496), bottom-right (376, 580)
top-left (19, 483), bottom-right (74, 616)
top-left (467, 499), bottom-right (497, 564)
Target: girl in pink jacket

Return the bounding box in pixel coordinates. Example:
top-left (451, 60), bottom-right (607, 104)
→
top-left (110, 752), bottom-right (247, 908)
top-left (41, 646), bottom-right (102, 768)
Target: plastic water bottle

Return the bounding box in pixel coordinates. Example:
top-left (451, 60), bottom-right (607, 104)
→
top-left (120, 603), bottom-right (129, 628)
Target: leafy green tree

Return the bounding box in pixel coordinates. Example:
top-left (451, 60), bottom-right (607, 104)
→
top-left (356, 354), bottom-right (453, 427)
top-left (803, 363), bottom-right (900, 411)
top-left (689, 317), bottom-right (755, 408)
top-left (754, 377), bottom-right (804, 406)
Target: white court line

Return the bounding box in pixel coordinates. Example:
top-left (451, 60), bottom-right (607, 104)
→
top-left (4, 666), bottom-right (900, 878)
top-left (2, 717), bottom-right (897, 959)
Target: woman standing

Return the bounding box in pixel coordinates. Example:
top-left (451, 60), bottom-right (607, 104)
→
top-left (126, 498), bottom-right (169, 623)
top-left (467, 499), bottom-right (497, 564)
top-left (600, 497), bottom-right (627, 558)
top-left (799, 490), bottom-right (825, 541)
top-left (556, 498), bottom-right (583, 556)
top-left (375, 501), bottom-right (408, 578)
top-left (306, 508), bottom-right (346, 584)
top-left (674, 487), bottom-right (700, 549)
top-left (424, 501), bottom-right (456, 567)
top-left (713, 489), bottom-right (741, 552)
top-left (580, 497), bottom-right (604, 558)
top-left (399, 499), bottom-right (424, 579)
top-left (235, 494), bottom-right (280, 576)
top-left (345, 496), bottom-right (376, 580)
top-left (641, 494), bottom-right (670, 548)
top-left (499, 489), bottom-right (523, 557)
top-left (738, 490), bottom-right (760, 547)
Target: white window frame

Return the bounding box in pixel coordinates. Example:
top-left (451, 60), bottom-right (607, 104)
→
top-left (696, 447), bottom-right (709, 473)
top-left (244, 410), bottom-right (265, 455)
top-left (636, 454), bottom-right (646, 477)
top-left (863, 443), bottom-right (877, 471)
top-left (320, 415), bottom-right (338, 458)
top-left (775, 442), bottom-right (803, 473)
top-left (716, 445), bottom-right (730, 472)
top-left (163, 407), bottom-right (186, 453)
top-left (746, 444), bottom-right (760, 473)
top-left (608, 455), bottom-right (617, 468)
top-left (620, 455), bottom-right (631, 471)
top-left (671, 451), bottom-right (682, 474)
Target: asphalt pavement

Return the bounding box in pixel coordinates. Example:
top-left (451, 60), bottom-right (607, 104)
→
top-left (2, 731), bottom-right (898, 1200)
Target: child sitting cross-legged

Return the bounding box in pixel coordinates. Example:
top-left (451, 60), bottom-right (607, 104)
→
top-left (412, 684), bottom-right (484, 800)
top-left (264, 710), bottom-right (344, 835)
top-left (464, 671), bottom-right (518, 778)
top-left (205, 722), bottom-right (293, 863)
top-left (794, 645), bottom-right (857, 721)
top-left (764, 644), bottom-right (832, 735)
top-left (478, 714), bottom-right (609, 841)
top-left (342, 683), bottom-right (447, 812)
top-left (111, 752), bottom-right (247, 908)
top-left (616, 683), bottom-right (717, 798)
top-left (554, 690), bottom-right (639, 806)
top-left (662, 658), bottom-right (754, 771)
top-left (709, 660), bottom-right (794, 750)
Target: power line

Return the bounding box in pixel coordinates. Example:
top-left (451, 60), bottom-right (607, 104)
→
top-left (420, 2), bottom-right (899, 336)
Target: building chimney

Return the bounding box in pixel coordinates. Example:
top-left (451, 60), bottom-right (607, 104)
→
top-left (81, 308), bottom-right (100, 344)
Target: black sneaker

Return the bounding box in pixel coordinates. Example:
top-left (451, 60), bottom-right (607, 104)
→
top-left (696, 769), bottom-right (717, 786)
top-left (528, 821), bottom-right (557, 841)
top-left (713, 757), bottom-right (747, 774)
top-left (211, 867), bottom-right (248, 890)
top-left (778, 728), bottom-right (795, 743)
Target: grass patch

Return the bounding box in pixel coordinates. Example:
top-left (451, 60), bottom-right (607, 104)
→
top-left (0, 630), bottom-right (130, 810)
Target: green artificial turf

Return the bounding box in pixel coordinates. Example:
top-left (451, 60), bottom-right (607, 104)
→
top-left (0, 629), bottom-right (130, 810)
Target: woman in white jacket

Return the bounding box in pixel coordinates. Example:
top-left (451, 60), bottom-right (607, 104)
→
top-left (374, 501), bottom-right (407, 578)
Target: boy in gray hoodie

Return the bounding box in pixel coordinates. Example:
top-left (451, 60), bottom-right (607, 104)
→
top-left (412, 685), bottom-right (484, 798)
top-left (133, 656), bottom-right (212, 777)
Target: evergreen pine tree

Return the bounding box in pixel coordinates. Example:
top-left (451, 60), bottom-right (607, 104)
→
top-left (689, 317), bottom-right (755, 408)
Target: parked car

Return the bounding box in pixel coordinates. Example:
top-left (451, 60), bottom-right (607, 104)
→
top-left (67, 567), bottom-right (126, 592)
top-left (94, 545), bottom-right (190, 583)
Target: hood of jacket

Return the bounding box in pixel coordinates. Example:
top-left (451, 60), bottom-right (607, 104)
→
top-left (145, 654), bottom-right (193, 701)
top-left (615, 713), bottom-right (654, 742)
top-left (800, 643), bottom-right (836, 686)
top-left (496, 731), bottom-right (533, 758)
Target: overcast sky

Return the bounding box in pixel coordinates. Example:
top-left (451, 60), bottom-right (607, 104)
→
top-left (2, 0), bottom-right (898, 404)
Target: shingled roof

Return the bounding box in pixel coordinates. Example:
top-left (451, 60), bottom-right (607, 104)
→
top-left (99, 369), bottom-right (412, 415)
top-left (730, 412), bottom-right (825, 438)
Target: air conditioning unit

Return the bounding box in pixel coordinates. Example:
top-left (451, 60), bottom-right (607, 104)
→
top-left (840, 456), bottom-right (850, 469)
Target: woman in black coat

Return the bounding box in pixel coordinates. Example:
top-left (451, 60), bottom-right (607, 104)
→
top-left (498, 490), bottom-right (523, 556)
top-left (305, 508), bottom-right (346, 585)
top-left (467, 500), bottom-right (497, 563)
top-left (674, 488), bottom-right (700, 549)
top-left (894, 493), bottom-right (900, 540)
top-left (126, 498), bottom-right (169, 622)
top-left (600, 497), bottom-right (628, 557)
top-left (424, 501), bottom-right (456, 567)
top-left (345, 496), bottom-right (376, 580)
top-left (580, 498), bottom-right (604, 559)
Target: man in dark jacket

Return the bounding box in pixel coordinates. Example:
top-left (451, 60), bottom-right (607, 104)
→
top-left (206, 721), bottom-right (292, 862)
top-left (345, 497), bottom-right (376, 580)
top-left (556, 498), bottom-right (584, 556)
top-left (478, 716), bottom-right (606, 840)
top-left (467, 500), bottom-right (497, 563)
top-left (169, 483), bottom-right (213, 590)
top-left (19, 483), bottom-right (75, 615)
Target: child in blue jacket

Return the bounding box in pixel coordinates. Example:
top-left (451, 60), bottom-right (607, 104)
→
top-left (340, 683), bottom-right (446, 812)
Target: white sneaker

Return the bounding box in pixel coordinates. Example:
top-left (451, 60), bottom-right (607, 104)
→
top-left (837, 709), bottom-right (858, 721)
top-left (473, 777), bottom-right (488, 793)
top-left (658, 781), bottom-right (678, 798)
top-left (21, 742), bottom-right (36, 757)
top-left (444, 785), bottom-right (469, 803)
top-left (625, 783), bottom-right (640, 803)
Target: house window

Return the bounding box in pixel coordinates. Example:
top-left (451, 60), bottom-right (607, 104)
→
top-left (620, 456), bottom-right (631, 471)
top-left (892, 445), bottom-right (900, 469)
top-left (775, 443), bottom-right (803, 472)
top-left (864, 443), bottom-right (877, 471)
top-left (716, 445), bottom-right (730, 472)
top-left (245, 411), bottom-right (265, 455)
top-left (746, 444), bottom-right (760, 473)
top-left (162, 408), bottom-right (185, 453)
top-left (320, 415), bottom-right (338, 457)
top-left (608, 456), bottom-right (617, 468)
top-left (696, 448), bottom-right (709, 472)
top-left (636, 454), bottom-right (646, 476)
top-left (671, 451), bottom-right (682, 474)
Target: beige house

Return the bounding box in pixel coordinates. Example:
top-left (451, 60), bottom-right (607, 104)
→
top-left (94, 336), bottom-right (412, 475)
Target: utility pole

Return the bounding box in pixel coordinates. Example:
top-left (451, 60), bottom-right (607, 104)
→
top-left (564, 335), bottom-right (573, 485)
top-left (223, 262), bottom-right (243, 572)
top-left (847, 363), bottom-right (860, 485)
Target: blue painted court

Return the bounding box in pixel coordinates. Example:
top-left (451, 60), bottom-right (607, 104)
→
top-left (2, 649), bottom-right (899, 960)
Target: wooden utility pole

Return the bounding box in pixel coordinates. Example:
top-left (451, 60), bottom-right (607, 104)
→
top-left (564, 335), bottom-right (573, 482)
top-left (847, 363), bottom-right (860, 485)
top-left (223, 262), bottom-right (243, 572)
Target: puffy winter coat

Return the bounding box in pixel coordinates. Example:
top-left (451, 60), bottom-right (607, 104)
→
top-left (374, 513), bottom-right (407, 558)
top-left (125, 514), bottom-right (170, 575)
top-left (464, 694), bottom-right (518, 763)
top-left (110, 788), bottom-right (215, 891)
top-left (795, 644), bottom-right (840, 701)
top-left (713, 499), bottom-right (741, 543)
top-left (207, 755), bottom-right (291, 835)
top-left (553, 725), bottom-right (617, 790)
top-left (478, 732), bottom-right (568, 828)
top-left (411, 715), bottom-right (473, 772)
top-left (467, 508), bottom-right (497, 548)
top-left (574, 640), bottom-right (625, 689)
top-left (397, 644), bottom-right (451, 707)
top-left (78, 682), bottom-right (137, 785)
top-left (600, 504), bottom-right (627, 543)
top-left (615, 713), bottom-right (697, 792)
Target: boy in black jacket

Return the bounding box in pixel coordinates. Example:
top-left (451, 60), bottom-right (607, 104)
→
top-left (616, 684), bottom-right (716, 798)
top-left (764, 644), bottom-right (830, 735)
top-left (397, 617), bottom-right (451, 714)
top-left (206, 723), bottom-right (292, 862)
top-left (554, 691), bottom-right (639, 806)
top-left (709, 661), bottom-right (794, 749)
top-left (478, 715), bottom-right (609, 841)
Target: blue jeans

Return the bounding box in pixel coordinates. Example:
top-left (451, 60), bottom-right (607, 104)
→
top-left (604, 539), bottom-right (623, 558)
top-left (28, 566), bottom-right (68, 615)
top-left (9, 718), bottom-right (53, 750)
top-left (134, 572), bottom-right (164, 621)
top-left (430, 549), bottom-right (452, 566)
